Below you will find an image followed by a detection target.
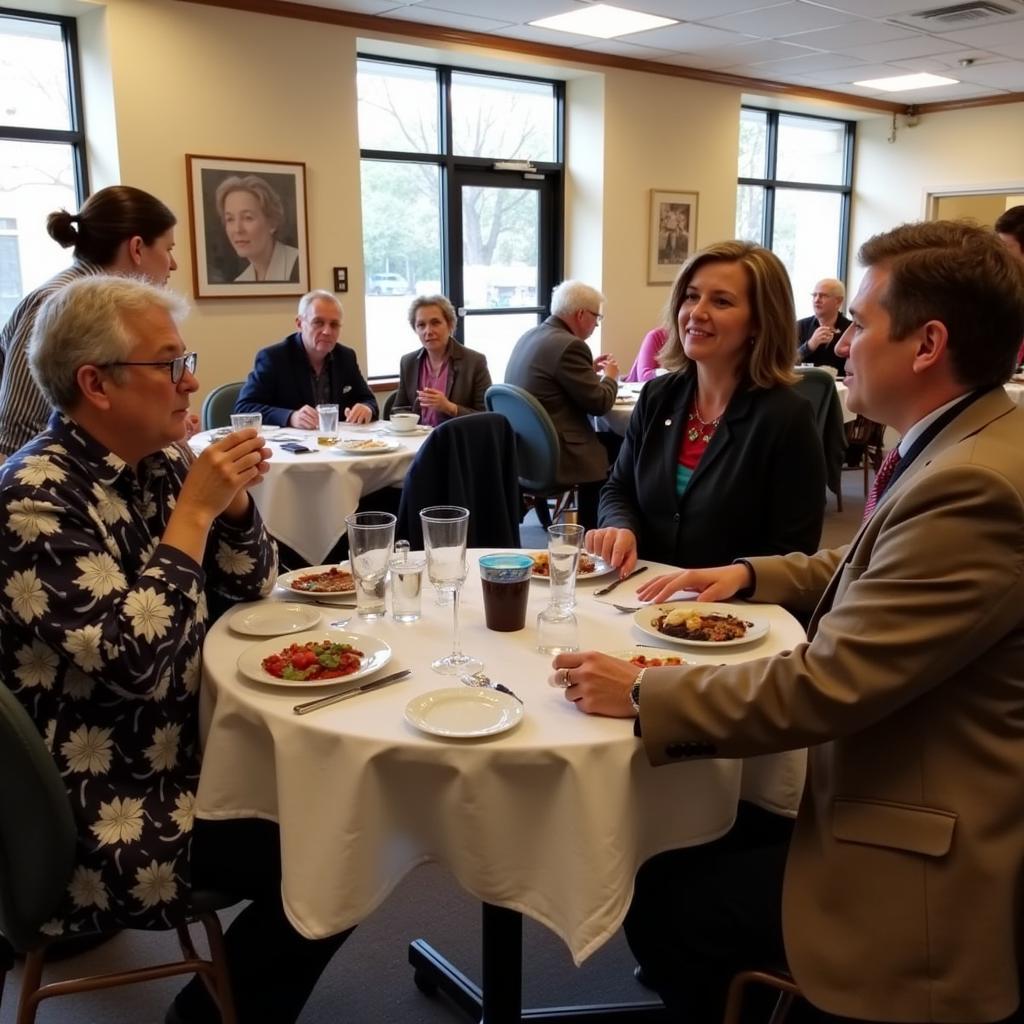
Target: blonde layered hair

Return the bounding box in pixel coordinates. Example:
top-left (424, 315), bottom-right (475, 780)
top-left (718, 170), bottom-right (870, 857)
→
top-left (659, 240), bottom-right (798, 389)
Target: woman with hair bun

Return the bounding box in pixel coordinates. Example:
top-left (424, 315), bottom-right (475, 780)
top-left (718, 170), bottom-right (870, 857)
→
top-left (0, 185), bottom-right (178, 459)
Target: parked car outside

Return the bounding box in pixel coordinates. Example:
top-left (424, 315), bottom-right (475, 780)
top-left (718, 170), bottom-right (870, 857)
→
top-left (367, 272), bottom-right (409, 295)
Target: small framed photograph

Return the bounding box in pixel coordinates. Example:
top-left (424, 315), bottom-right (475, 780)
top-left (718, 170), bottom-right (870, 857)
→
top-left (648, 190), bottom-right (698, 285)
top-left (185, 154), bottom-right (309, 299)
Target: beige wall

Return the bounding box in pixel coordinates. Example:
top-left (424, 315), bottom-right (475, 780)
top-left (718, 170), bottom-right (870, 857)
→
top-left (933, 193), bottom-right (1011, 224)
top-left (851, 102), bottom-right (1024, 293)
top-left (76, 0), bottom-right (749, 403)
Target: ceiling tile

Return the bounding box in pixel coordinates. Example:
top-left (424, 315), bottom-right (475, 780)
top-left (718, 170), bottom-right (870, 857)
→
top-left (787, 19), bottom-right (919, 48)
top-left (410, 0), bottom-right (578, 19)
top-left (946, 60), bottom-right (1024, 87)
top-left (923, 20), bottom-right (1024, 48)
top-left (797, 61), bottom-right (903, 83)
top-left (702, 1), bottom-right (862, 38)
top-left (638, 0), bottom-right (793, 18)
top-left (583, 38), bottom-right (681, 59)
top-left (803, 0), bottom-right (948, 14)
top-left (620, 21), bottom-right (754, 49)
top-left (834, 33), bottom-right (969, 61)
top-left (745, 49), bottom-right (867, 72)
top-left (392, 4), bottom-right (514, 31)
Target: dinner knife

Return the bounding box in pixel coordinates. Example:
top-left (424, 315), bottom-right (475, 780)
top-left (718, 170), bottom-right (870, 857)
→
top-left (292, 669), bottom-right (411, 715)
top-left (593, 565), bottom-right (648, 598)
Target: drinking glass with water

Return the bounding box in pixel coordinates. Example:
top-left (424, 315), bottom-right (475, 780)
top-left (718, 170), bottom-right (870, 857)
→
top-left (344, 512), bottom-right (396, 620)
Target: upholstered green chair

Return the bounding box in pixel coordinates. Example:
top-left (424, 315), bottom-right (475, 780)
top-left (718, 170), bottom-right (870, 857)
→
top-left (200, 381), bottom-right (245, 430)
top-left (0, 682), bottom-right (237, 1024)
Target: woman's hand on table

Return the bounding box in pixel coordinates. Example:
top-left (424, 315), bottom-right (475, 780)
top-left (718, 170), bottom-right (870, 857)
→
top-left (290, 405), bottom-right (318, 429)
top-left (637, 563), bottom-right (751, 604)
top-left (585, 527), bottom-right (638, 576)
top-left (417, 388), bottom-right (456, 418)
top-left (344, 403), bottom-right (374, 424)
top-left (550, 652), bottom-right (636, 718)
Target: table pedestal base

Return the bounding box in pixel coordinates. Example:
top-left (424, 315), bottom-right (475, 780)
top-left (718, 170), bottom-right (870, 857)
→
top-left (409, 903), bottom-right (669, 1024)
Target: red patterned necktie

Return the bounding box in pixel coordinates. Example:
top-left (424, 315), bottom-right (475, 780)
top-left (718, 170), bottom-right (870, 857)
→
top-left (862, 445), bottom-right (902, 522)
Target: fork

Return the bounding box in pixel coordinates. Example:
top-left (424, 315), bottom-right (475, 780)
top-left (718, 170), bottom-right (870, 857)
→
top-left (460, 671), bottom-right (523, 703)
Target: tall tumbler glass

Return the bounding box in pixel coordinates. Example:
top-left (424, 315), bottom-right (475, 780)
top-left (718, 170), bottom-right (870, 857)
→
top-left (546, 522), bottom-right (584, 611)
top-left (344, 511), bottom-right (396, 620)
top-left (419, 506), bottom-right (482, 675)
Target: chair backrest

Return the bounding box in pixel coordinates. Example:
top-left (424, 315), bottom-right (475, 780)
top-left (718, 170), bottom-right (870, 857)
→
top-left (484, 384), bottom-right (560, 494)
top-left (200, 382), bottom-right (244, 431)
top-left (0, 683), bottom-right (77, 952)
top-left (382, 391), bottom-right (397, 421)
top-left (396, 412), bottom-right (522, 549)
top-left (793, 368), bottom-right (845, 497)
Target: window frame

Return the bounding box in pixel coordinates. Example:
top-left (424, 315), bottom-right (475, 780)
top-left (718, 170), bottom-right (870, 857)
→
top-left (357, 54), bottom-right (565, 380)
top-left (0, 6), bottom-right (89, 199)
top-left (737, 106), bottom-right (854, 283)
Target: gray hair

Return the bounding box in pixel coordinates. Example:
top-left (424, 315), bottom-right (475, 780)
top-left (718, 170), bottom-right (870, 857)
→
top-left (29, 274), bottom-right (189, 412)
top-left (551, 279), bottom-right (604, 320)
top-left (297, 290), bottom-right (342, 319)
top-left (407, 294), bottom-right (457, 331)
top-left (815, 277), bottom-right (845, 301)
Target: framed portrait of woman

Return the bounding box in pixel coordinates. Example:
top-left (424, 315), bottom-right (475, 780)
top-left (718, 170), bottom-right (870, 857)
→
top-left (185, 155), bottom-right (309, 299)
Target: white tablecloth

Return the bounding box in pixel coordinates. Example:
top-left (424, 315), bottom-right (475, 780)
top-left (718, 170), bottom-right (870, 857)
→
top-left (198, 554), bottom-right (807, 963)
top-left (1004, 381), bottom-right (1024, 408)
top-left (189, 425), bottom-right (427, 564)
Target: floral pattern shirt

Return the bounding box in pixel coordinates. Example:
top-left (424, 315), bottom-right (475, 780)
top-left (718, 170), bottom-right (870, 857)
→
top-left (0, 414), bottom-right (277, 934)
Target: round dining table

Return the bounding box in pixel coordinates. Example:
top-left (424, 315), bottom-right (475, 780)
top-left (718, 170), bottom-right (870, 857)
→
top-left (189, 423), bottom-right (429, 564)
top-left (197, 552), bottom-right (807, 1022)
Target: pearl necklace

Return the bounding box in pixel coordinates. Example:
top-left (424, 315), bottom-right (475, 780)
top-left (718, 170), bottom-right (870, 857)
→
top-left (687, 402), bottom-right (722, 444)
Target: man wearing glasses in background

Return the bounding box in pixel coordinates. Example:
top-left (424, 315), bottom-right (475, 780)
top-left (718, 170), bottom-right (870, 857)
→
top-left (505, 279), bottom-right (619, 528)
top-left (797, 277), bottom-right (851, 374)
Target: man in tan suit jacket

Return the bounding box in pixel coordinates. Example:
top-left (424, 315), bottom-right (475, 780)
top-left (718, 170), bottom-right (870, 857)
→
top-left (554, 222), bottom-right (1024, 1024)
top-left (504, 279), bottom-right (619, 526)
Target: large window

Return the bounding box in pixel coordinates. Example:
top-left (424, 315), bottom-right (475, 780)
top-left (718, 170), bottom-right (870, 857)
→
top-left (358, 57), bottom-right (563, 380)
top-left (736, 108), bottom-right (853, 316)
top-left (0, 9), bottom-right (87, 319)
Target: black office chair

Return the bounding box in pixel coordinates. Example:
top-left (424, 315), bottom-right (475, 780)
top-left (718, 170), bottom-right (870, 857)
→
top-left (200, 381), bottom-right (244, 430)
top-left (382, 391), bottom-right (398, 420)
top-left (484, 383), bottom-right (575, 528)
top-left (793, 367), bottom-right (846, 511)
top-left (396, 412), bottom-right (522, 549)
top-left (0, 682), bottom-right (238, 1024)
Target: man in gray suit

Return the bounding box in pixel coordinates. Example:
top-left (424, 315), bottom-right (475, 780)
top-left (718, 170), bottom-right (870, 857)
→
top-left (504, 280), bottom-right (619, 527)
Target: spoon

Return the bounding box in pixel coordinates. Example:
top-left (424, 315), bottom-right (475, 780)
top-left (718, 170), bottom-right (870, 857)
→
top-left (460, 671), bottom-right (523, 703)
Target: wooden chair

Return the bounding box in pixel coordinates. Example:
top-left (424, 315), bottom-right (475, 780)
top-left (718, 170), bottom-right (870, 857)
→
top-left (844, 414), bottom-right (887, 495)
top-left (723, 967), bottom-right (801, 1024)
top-left (0, 682), bottom-right (238, 1024)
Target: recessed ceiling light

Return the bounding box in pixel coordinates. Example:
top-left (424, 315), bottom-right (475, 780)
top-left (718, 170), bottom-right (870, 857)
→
top-left (529, 4), bottom-right (677, 39)
top-left (853, 72), bottom-right (959, 92)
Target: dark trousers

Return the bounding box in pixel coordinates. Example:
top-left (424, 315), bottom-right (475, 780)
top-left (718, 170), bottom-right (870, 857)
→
top-left (173, 818), bottom-right (353, 1023)
top-left (623, 802), bottom-right (792, 1024)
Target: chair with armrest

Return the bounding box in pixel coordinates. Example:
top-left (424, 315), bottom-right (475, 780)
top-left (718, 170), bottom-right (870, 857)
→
top-left (723, 967), bottom-right (801, 1024)
top-left (396, 412), bottom-right (522, 549)
top-left (793, 366), bottom-right (846, 512)
top-left (484, 383), bottom-right (575, 529)
top-left (0, 681), bottom-right (238, 1024)
top-left (200, 381), bottom-right (244, 431)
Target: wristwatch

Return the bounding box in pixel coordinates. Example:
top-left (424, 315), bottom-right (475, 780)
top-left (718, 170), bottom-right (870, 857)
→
top-left (629, 668), bottom-right (645, 715)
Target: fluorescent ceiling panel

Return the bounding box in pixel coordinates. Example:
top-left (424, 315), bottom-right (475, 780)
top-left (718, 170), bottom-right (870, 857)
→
top-left (530, 4), bottom-right (677, 38)
top-left (853, 71), bottom-right (959, 90)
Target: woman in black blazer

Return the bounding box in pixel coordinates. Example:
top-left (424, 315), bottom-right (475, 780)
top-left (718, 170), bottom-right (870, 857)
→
top-left (393, 295), bottom-right (491, 425)
top-left (589, 240), bottom-right (825, 574)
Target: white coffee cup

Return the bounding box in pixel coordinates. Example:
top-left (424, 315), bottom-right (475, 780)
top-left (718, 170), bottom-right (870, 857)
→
top-left (389, 412), bottom-right (420, 433)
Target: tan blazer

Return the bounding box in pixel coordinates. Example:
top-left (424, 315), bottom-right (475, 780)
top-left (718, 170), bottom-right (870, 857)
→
top-left (641, 387), bottom-right (1024, 1023)
top-left (504, 315), bottom-right (617, 485)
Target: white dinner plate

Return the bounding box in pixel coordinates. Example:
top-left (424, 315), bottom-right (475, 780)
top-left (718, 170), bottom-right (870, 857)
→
top-left (228, 602), bottom-right (321, 637)
top-left (633, 602), bottom-right (770, 648)
top-left (276, 564), bottom-right (356, 601)
top-left (237, 629), bottom-right (392, 689)
top-left (335, 437), bottom-right (401, 455)
top-left (404, 687), bottom-right (523, 739)
top-left (609, 648), bottom-right (688, 666)
top-left (529, 552), bottom-right (615, 581)
top-left (384, 422), bottom-right (431, 436)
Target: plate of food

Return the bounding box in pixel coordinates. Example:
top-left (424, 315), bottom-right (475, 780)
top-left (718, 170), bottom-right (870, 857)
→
top-left (237, 629), bottom-right (391, 689)
top-left (276, 564), bottom-right (356, 600)
top-left (404, 687), bottom-right (523, 739)
top-left (633, 602), bottom-right (769, 648)
top-left (228, 602), bottom-right (321, 637)
top-left (529, 551), bottom-right (614, 580)
top-left (610, 648), bottom-right (687, 667)
top-left (335, 437), bottom-right (401, 455)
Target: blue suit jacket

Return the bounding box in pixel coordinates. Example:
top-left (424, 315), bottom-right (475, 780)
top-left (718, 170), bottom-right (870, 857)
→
top-left (234, 333), bottom-right (378, 427)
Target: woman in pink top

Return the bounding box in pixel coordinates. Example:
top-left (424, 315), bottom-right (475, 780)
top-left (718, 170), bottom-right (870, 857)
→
top-left (624, 326), bottom-right (666, 382)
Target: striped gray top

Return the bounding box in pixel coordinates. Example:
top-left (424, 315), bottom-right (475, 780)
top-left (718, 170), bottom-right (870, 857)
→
top-left (0, 260), bottom-right (102, 458)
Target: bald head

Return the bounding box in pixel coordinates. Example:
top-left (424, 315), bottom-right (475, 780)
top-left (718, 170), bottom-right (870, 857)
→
top-left (811, 278), bottom-right (845, 324)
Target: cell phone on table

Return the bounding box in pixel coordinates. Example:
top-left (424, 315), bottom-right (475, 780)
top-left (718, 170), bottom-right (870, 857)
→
top-left (280, 442), bottom-right (313, 454)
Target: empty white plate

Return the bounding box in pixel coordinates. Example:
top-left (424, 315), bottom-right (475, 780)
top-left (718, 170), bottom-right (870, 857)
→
top-left (404, 687), bottom-right (523, 738)
top-left (229, 602), bottom-right (321, 637)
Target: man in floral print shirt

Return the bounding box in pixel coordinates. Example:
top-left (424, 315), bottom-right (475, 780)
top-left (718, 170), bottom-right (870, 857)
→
top-left (0, 276), bottom-right (351, 1024)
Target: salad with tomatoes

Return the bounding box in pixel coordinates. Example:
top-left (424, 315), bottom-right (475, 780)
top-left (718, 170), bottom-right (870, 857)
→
top-left (261, 640), bottom-right (364, 682)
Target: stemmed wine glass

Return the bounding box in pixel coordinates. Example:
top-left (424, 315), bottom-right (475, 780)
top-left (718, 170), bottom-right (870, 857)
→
top-left (419, 505), bottom-right (482, 675)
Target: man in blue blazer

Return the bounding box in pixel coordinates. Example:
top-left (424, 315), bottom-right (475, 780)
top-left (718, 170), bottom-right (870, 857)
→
top-left (235, 290), bottom-right (377, 427)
